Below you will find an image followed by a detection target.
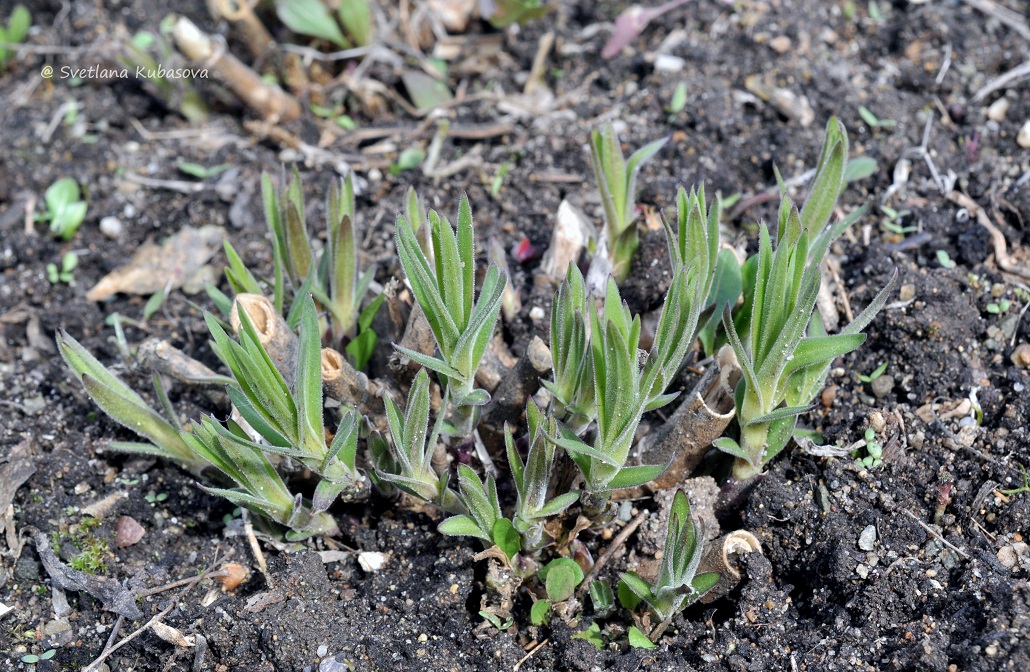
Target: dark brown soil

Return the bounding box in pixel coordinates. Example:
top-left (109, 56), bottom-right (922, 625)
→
top-left (2, 1), bottom-right (1030, 671)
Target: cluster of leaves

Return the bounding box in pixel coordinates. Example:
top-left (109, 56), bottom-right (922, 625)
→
top-left (277, 0), bottom-right (373, 49)
top-left (60, 117), bottom-right (893, 644)
top-left (38, 177), bottom-right (88, 241)
top-left (216, 169), bottom-right (382, 368)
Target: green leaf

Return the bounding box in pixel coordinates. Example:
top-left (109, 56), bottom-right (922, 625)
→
top-left (712, 437), bottom-right (748, 461)
top-left (800, 118), bottom-right (847, 237)
top-left (540, 558), bottom-right (584, 602)
top-left (293, 297), bottom-right (325, 458)
top-left (392, 345), bottom-right (463, 380)
top-left (344, 328), bottom-right (377, 371)
top-left (530, 599), bottom-right (551, 626)
top-left (844, 156), bottom-right (877, 183)
top-left (572, 622), bottom-right (604, 649)
top-left (337, 0), bottom-right (371, 45)
top-left (602, 463), bottom-right (667, 490)
top-left (401, 71), bottom-right (453, 111)
top-left (618, 572), bottom-right (650, 610)
top-left (142, 288), bottom-right (165, 322)
top-left (438, 514), bottom-right (490, 541)
top-left (276, 0), bottom-right (350, 47)
top-left (491, 518), bottom-right (521, 559)
top-left (785, 333), bottom-right (866, 375)
top-left (45, 177), bottom-right (81, 214)
top-left (628, 626), bottom-right (656, 649)
top-left (692, 571), bottom-right (721, 596)
top-left (589, 580), bottom-right (615, 615)
top-left (535, 491), bottom-right (580, 518)
top-left (7, 6), bottom-right (30, 44)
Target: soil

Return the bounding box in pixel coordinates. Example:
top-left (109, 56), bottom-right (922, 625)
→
top-left (2, 1), bottom-right (1030, 671)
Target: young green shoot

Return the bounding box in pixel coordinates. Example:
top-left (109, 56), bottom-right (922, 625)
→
top-left (57, 331), bottom-right (208, 473)
top-left (394, 194), bottom-right (506, 432)
top-left (40, 177), bottom-right (88, 241)
top-left (373, 369), bottom-right (462, 512)
top-left (619, 490), bottom-right (718, 638)
top-left (716, 119), bottom-right (898, 480)
top-left (47, 252), bottom-right (78, 284)
top-left (183, 295), bottom-right (367, 538)
top-left (589, 123), bottom-right (668, 281)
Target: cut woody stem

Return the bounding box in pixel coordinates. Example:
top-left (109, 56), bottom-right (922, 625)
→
top-left (171, 16), bottom-right (301, 122)
top-left (230, 294), bottom-right (297, 386)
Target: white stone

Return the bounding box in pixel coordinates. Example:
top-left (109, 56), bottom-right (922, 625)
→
top-left (99, 216), bottom-right (123, 239)
top-left (1017, 120), bottom-right (1030, 149)
top-left (986, 98), bottom-right (1009, 122)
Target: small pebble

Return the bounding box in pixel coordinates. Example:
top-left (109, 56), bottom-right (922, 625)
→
top-left (986, 98), bottom-right (1009, 122)
top-left (858, 525), bottom-right (877, 551)
top-left (317, 645), bottom-right (328, 657)
top-left (114, 516), bottom-right (146, 548)
top-left (654, 54), bottom-right (685, 72)
top-left (899, 284), bottom-right (916, 302)
top-left (100, 216), bottom-right (123, 239)
top-left (867, 411), bottom-right (886, 434)
top-left (855, 564), bottom-right (869, 579)
top-left (769, 36), bottom-right (792, 53)
top-left (870, 374), bottom-right (894, 399)
top-left (529, 306), bottom-right (545, 322)
top-left (358, 551), bottom-right (387, 572)
top-left (1018, 120), bottom-right (1030, 149)
top-left (1011, 343), bottom-right (1030, 368)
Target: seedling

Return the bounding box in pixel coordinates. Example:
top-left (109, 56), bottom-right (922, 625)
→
top-left (858, 361), bottom-right (888, 383)
top-left (619, 490), bottom-right (719, 638)
top-left (986, 299), bottom-right (1011, 315)
top-left (853, 427), bottom-right (883, 469)
top-left (390, 147), bottom-right (425, 175)
top-left (936, 250), bottom-right (955, 269)
top-left (490, 161), bottom-right (511, 197)
top-left (715, 118), bottom-right (897, 480)
top-left (39, 177), bottom-right (88, 241)
top-left (0, 5), bottom-right (30, 71)
top-left (21, 650), bottom-right (56, 664)
top-left (46, 252), bottom-right (78, 284)
top-left (667, 82), bottom-right (687, 120)
top-left (880, 205), bottom-right (914, 235)
top-left (858, 106), bottom-right (895, 129)
top-left (590, 123), bottom-right (668, 281)
top-left (177, 162), bottom-right (230, 179)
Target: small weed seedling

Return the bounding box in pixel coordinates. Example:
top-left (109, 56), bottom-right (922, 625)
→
top-left (936, 250), bottom-right (956, 269)
top-left (39, 178), bottom-right (88, 240)
top-left (858, 106), bottom-right (896, 129)
top-left (858, 362), bottom-right (888, 383)
top-left (590, 123), bottom-right (668, 281)
top-left (0, 5), bottom-right (30, 71)
top-left (47, 252), bottom-right (78, 284)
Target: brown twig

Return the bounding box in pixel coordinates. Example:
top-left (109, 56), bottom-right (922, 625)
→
top-left (577, 510), bottom-right (650, 596)
top-left (513, 638), bottom-right (550, 671)
top-left (900, 509), bottom-right (970, 560)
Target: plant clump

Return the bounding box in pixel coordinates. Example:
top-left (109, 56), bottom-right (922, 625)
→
top-left (60, 118), bottom-right (893, 644)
